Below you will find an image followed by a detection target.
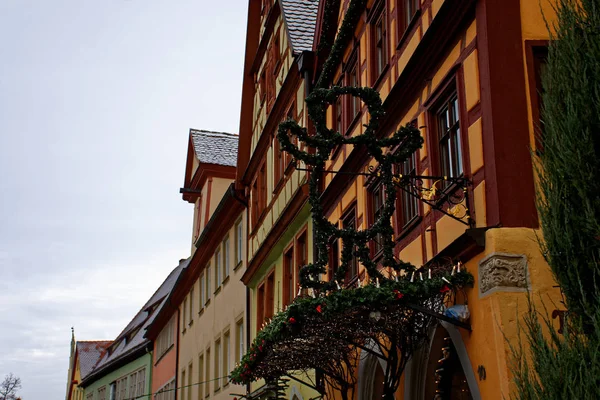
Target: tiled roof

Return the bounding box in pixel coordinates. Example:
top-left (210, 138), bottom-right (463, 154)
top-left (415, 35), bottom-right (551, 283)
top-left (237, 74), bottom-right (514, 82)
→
top-left (190, 130), bottom-right (238, 167)
top-left (85, 259), bottom-right (189, 381)
top-left (76, 341), bottom-right (112, 379)
top-left (280, 0), bottom-right (319, 55)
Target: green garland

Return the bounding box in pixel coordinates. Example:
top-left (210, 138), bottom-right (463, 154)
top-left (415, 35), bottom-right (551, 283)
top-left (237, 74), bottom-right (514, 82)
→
top-left (230, 270), bottom-right (474, 384)
top-left (231, 0), bottom-right (475, 390)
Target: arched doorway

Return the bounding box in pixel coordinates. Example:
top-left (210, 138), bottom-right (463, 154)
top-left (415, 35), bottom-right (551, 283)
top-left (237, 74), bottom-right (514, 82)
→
top-left (405, 322), bottom-right (481, 400)
top-left (357, 341), bottom-right (386, 400)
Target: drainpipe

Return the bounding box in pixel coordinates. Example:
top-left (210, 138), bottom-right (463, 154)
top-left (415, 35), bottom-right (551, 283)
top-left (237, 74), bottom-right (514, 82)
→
top-left (175, 308), bottom-right (180, 400)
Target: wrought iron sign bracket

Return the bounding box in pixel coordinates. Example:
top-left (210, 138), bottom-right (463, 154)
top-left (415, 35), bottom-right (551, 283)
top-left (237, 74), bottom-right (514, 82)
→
top-left (294, 163), bottom-right (473, 227)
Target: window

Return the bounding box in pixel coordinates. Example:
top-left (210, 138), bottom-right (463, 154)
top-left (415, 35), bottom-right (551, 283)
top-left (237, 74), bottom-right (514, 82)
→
top-left (214, 339), bottom-right (221, 392)
top-left (86, 393), bottom-right (93, 400)
top-left (223, 330), bottom-right (230, 386)
top-left (297, 229), bottom-right (308, 268)
top-left (369, 181), bottom-right (386, 256)
top-left (397, 151), bottom-right (419, 228)
top-left (436, 91), bottom-right (463, 180)
top-left (274, 135), bottom-right (284, 185)
top-left (205, 266), bottom-right (211, 305)
top-left (204, 348), bottom-right (211, 398)
top-left (182, 297), bottom-right (188, 331)
top-left (109, 383), bottom-right (116, 400)
top-left (156, 316), bottom-right (175, 359)
top-left (283, 245), bottom-right (295, 307)
top-left (259, 69), bottom-right (267, 105)
top-left (284, 102), bottom-right (298, 166)
top-left (215, 248), bottom-right (222, 290)
top-left (180, 370), bottom-right (186, 400)
top-left (256, 284), bottom-right (265, 331)
top-left (199, 273), bottom-right (205, 311)
top-left (266, 272), bottom-right (275, 319)
top-left (129, 371), bottom-right (138, 399)
top-left (329, 237), bottom-right (340, 281)
top-left (198, 354), bottom-right (204, 398)
top-left (187, 363), bottom-right (193, 400)
top-left (341, 206), bottom-right (358, 281)
top-left (334, 77), bottom-right (344, 134)
top-left (371, 4), bottom-right (388, 82)
top-left (348, 52), bottom-right (361, 123)
top-left (114, 376), bottom-right (127, 400)
top-left (251, 178), bottom-right (259, 227)
top-left (154, 380), bottom-right (175, 400)
top-left (528, 44), bottom-right (548, 150)
top-left (272, 32), bottom-right (281, 75)
top-left (194, 200), bottom-right (202, 240)
top-left (189, 286), bottom-right (194, 324)
top-left (399, 0), bottom-right (419, 36)
top-left (234, 219), bottom-right (243, 266)
top-left (236, 319), bottom-right (244, 362)
top-left (97, 386), bottom-right (106, 400)
top-left (252, 162), bottom-right (268, 228)
top-left (129, 369), bottom-right (145, 399)
top-left (223, 236), bottom-right (230, 279)
top-left (136, 369), bottom-right (145, 397)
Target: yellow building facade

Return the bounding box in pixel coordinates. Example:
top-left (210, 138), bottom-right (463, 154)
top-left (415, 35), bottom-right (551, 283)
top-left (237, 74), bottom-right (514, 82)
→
top-left (236, 0), bottom-right (561, 399)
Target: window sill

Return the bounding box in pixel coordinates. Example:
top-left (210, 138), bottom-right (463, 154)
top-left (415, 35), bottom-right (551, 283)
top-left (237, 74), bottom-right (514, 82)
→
top-left (372, 64), bottom-right (390, 90)
top-left (223, 275), bottom-right (230, 286)
top-left (396, 216), bottom-right (422, 242)
top-left (233, 260), bottom-right (243, 272)
top-left (345, 111), bottom-right (362, 138)
top-left (204, 299), bottom-right (211, 308)
top-left (181, 328), bottom-right (186, 335)
top-left (154, 344), bottom-right (174, 366)
top-left (214, 286), bottom-right (222, 296)
top-left (198, 308), bottom-right (205, 317)
top-left (188, 320), bottom-right (194, 327)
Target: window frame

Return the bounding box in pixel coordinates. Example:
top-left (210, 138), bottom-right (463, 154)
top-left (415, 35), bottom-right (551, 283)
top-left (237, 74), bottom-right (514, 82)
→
top-left (234, 218), bottom-right (243, 268)
top-left (341, 204), bottom-right (359, 283)
top-left (223, 235), bottom-right (230, 281)
top-left (214, 338), bottom-right (222, 392)
top-left (396, 148), bottom-right (420, 231)
top-left (282, 243), bottom-right (295, 307)
top-left (370, 1), bottom-right (388, 85)
top-left (397, 0), bottom-right (420, 47)
top-left (367, 180), bottom-right (386, 259)
top-left (434, 89), bottom-right (464, 182)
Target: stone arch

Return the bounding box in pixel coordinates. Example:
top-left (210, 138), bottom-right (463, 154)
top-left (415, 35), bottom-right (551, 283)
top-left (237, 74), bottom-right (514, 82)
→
top-left (357, 339), bottom-right (387, 400)
top-left (404, 322), bottom-right (481, 400)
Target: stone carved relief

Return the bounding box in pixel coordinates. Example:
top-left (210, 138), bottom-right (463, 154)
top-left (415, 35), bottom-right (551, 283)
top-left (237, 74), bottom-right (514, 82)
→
top-left (479, 253), bottom-right (529, 296)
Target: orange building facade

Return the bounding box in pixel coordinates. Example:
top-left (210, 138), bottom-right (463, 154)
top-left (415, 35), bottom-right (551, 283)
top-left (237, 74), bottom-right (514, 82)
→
top-left (236, 0), bottom-right (560, 399)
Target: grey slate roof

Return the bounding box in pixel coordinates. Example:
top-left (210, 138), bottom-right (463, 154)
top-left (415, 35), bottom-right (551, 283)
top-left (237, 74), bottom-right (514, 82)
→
top-left (85, 259), bottom-right (188, 381)
top-left (77, 341), bottom-right (112, 380)
top-left (280, 0), bottom-right (319, 55)
top-left (190, 129), bottom-right (238, 167)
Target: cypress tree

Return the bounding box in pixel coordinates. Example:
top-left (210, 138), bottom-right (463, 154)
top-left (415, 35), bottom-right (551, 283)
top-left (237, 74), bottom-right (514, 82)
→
top-left (512, 0), bottom-right (600, 398)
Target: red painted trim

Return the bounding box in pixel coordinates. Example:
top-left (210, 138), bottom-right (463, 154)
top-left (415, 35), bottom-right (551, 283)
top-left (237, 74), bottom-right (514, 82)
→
top-left (236, 0), bottom-right (262, 191)
top-left (242, 66), bottom-right (301, 185)
top-left (250, 3), bottom-right (282, 75)
top-left (476, 0), bottom-right (538, 228)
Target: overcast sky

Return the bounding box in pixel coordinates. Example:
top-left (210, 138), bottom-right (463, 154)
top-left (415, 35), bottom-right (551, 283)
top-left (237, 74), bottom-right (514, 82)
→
top-left (0, 1), bottom-right (247, 398)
